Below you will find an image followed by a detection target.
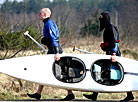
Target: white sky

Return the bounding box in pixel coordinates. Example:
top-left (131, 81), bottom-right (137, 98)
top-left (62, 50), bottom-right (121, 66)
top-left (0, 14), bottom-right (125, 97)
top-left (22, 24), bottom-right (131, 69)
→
top-left (0, 0), bottom-right (54, 4)
top-left (0, 0), bottom-right (23, 4)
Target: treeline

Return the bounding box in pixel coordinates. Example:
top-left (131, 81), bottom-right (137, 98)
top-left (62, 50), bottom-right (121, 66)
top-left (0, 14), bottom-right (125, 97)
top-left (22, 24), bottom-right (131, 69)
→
top-left (0, 0), bottom-right (137, 36)
top-left (0, 0), bottom-right (119, 14)
top-left (0, 0), bottom-right (138, 59)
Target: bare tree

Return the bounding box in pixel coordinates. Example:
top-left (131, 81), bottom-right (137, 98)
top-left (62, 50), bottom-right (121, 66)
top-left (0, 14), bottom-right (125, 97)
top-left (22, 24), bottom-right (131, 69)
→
top-left (118, 0), bottom-right (138, 49)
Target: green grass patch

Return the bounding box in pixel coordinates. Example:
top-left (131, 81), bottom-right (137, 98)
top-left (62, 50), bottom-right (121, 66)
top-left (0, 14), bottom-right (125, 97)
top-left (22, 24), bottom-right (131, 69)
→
top-left (122, 49), bottom-right (138, 60)
top-left (0, 92), bottom-right (20, 100)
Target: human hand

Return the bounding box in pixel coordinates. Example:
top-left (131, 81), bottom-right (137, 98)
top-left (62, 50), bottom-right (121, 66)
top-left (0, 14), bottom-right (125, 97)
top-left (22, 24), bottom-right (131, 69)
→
top-left (55, 53), bottom-right (60, 61)
top-left (111, 55), bottom-right (117, 62)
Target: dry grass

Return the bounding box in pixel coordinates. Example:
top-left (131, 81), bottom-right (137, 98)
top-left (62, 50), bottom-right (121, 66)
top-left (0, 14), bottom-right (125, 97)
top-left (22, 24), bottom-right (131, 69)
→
top-left (0, 36), bottom-right (138, 100)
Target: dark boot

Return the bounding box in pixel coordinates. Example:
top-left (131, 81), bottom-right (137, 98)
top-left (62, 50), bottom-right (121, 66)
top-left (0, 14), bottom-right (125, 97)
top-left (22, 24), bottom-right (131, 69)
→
top-left (83, 92), bottom-right (98, 101)
top-left (61, 93), bottom-right (75, 101)
top-left (120, 92), bottom-right (134, 101)
top-left (27, 93), bottom-right (41, 100)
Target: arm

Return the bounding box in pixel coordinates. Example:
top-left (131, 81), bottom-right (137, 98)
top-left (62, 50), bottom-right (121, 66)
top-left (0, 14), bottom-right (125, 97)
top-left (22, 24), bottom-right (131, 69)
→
top-left (112, 43), bottom-right (119, 53)
top-left (111, 42), bottom-right (119, 62)
top-left (111, 25), bottom-right (120, 62)
top-left (48, 21), bottom-right (60, 61)
top-left (47, 21), bottom-right (59, 47)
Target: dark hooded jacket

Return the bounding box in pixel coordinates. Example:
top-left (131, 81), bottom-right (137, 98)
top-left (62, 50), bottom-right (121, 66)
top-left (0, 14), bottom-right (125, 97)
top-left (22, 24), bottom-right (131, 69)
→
top-left (99, 12), bottom-right (120, 55)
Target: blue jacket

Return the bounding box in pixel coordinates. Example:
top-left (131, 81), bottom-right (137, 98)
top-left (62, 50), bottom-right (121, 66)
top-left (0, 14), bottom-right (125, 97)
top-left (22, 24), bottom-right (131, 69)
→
top-left (43, 18), bottom-right (59, 47)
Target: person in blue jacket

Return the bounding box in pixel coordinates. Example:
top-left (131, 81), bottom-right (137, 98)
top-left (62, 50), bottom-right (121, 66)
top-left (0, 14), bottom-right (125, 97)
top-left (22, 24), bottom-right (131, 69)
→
top-left (83, 11), bottom-right (134, 101)
top-left (27, 8), bottom-right (75, 100)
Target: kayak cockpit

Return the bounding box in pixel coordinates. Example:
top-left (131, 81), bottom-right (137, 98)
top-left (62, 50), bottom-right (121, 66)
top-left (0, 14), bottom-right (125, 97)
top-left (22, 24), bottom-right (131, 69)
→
top-left (53, 56), bottom-right (86, 83)
top-left (91, 59), bottom-right (124, 86)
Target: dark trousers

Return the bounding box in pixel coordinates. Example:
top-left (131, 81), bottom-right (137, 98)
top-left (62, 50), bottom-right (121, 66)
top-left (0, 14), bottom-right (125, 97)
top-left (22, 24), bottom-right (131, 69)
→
top-left (106, 49), bottom-right (121, 56)
top-left (47, 45), bottom-right (63, 54)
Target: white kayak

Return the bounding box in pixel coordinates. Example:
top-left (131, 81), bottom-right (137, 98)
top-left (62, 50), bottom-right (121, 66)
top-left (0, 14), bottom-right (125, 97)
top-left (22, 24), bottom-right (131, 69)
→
top-left (0, 53), bottom-right (138, 93)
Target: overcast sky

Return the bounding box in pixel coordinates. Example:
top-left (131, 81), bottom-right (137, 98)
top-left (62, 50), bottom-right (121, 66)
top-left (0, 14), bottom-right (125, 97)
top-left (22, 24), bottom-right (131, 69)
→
top-left (0, 0), bottom-right (54, 4)
top-left (0, 0), bottom-right (23, 4)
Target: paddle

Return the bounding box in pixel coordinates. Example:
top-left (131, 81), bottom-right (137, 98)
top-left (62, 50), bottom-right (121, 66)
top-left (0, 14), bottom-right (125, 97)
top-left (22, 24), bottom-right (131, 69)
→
top-left (24, 31), bottom-right (93, 54)
top-left (24, 31), bottom-right (48, 53)
top-left (73, 45), bottom-right (93, 54)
